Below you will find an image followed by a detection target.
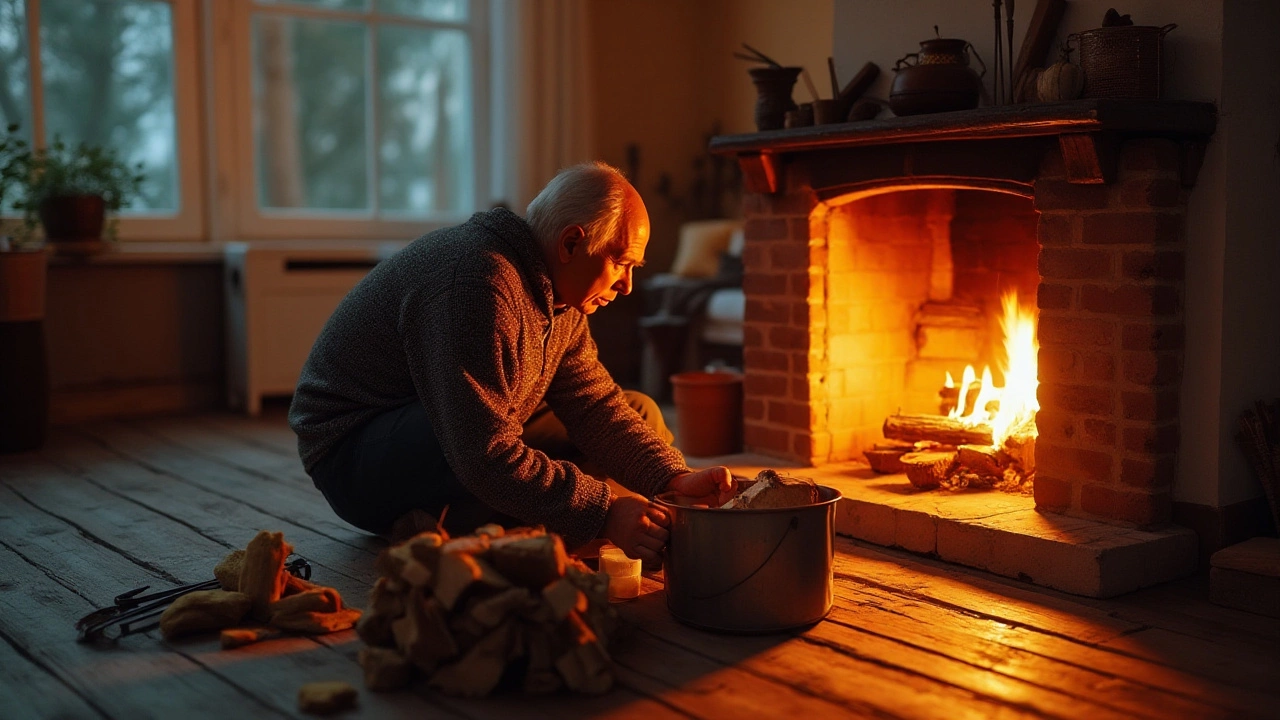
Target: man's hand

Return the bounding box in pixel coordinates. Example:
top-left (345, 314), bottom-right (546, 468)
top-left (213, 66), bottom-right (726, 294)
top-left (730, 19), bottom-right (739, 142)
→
top-left (665, 466), bottom-right (735, 507)
top-left (602, 495), bottom-right (670, 563)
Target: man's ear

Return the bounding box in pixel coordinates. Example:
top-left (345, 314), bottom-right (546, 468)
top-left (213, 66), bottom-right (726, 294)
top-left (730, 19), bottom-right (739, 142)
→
top-left (557, 225), bottom-right (586, 263)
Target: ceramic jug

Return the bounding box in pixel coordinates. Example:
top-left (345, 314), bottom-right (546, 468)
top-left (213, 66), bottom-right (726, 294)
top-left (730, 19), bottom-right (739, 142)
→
top-left (889, 35), bottom-right (985, 116)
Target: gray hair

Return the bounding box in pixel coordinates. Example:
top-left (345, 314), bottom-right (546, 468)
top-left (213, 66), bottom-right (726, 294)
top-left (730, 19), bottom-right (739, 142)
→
top-left (526, 161), bottom-right (631, 256)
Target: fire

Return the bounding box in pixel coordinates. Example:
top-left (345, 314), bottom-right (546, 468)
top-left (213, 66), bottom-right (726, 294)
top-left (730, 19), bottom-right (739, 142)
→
top-left (946, 292), bottom-right (1039, 446)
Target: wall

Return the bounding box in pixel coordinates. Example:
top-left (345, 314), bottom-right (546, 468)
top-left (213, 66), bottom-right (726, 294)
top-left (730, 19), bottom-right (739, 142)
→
top-left (832, 0), bottom-right (1276, 511)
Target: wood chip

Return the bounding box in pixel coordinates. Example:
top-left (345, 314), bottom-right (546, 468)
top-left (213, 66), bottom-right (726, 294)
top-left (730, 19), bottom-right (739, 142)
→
top-left (239, 530), bottom-right (292, 622)
top-left (901, 451), bottom-right (958, 489)
top-left (297, 680), bottom-right (357, 715)
top-left (158, 590), bottom-right (252, 640)
top-left (220, 626), bottom-right (282, 649)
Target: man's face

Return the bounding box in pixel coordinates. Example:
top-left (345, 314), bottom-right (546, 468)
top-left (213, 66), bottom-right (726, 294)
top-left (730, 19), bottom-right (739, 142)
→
top-left (553, 193), bottom-right (649, 315)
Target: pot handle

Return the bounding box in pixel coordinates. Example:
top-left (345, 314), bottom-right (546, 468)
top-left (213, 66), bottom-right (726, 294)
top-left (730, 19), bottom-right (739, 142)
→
top-left (690, 515), bottom-right (799, 601)
top-left (894, 52), bottom-right (919, 70)
top-left (965, 42), bottom-right (987, 78)
top-left (1159, 23), bottom-right (1178, 37)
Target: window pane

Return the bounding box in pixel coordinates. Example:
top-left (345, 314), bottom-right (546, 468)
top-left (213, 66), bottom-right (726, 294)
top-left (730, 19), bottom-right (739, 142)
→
top-left (40, 0), bottom-right (177, 213)
top-left (0, 0), bottom-right (30, 215)
top-left (0, 0), bottom-right (30, 132)
top-left (379, 0), bottom-right (467, 22)
top-left (256, 0), bottom-right (369, 12)
top-left (252, 15), bottom-right (368, 211)
top-left (377, 25), bottom-right (472, 214)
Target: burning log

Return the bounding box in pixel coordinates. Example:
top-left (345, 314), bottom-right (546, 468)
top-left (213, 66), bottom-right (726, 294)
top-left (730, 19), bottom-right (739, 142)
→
top-left (901, 451), bottom-right (958, 489)
top-left (356, 526), bottom-right (618, 697)
top-left (884, 413), bottom-right (993, 446)
top-left (957, 444), bottom-right (1004, 477)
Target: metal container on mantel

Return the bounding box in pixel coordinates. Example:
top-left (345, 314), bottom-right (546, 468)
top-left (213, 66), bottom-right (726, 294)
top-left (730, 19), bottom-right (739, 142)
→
top-left (654, 485), bottom-right (841, 633)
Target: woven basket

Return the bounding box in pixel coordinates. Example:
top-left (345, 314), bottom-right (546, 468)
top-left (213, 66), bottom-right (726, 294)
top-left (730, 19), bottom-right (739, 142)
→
top-left (1073, 24), bottom-right (1176, 99)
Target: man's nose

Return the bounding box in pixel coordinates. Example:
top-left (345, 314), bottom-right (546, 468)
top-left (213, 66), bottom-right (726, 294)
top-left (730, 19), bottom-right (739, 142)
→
top-left (614, 268), bottom-right (633, 295)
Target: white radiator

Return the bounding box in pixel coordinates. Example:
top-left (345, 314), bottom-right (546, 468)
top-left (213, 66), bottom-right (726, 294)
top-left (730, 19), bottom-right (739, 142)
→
top-left (224, 242), bottom-right (403, 415)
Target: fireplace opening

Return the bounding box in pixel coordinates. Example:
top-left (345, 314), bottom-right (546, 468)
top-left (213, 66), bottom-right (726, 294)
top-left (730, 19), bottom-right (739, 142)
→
top-left (819, 188), bottom-right (1040, 493)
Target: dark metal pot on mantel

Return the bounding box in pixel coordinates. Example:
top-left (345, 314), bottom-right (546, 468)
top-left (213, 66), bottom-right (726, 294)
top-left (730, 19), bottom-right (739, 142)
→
top-left (889, 35), bottom-right (986, 116)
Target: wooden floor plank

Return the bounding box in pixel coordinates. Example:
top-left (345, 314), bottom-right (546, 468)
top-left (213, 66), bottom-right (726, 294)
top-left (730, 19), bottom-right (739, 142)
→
top-left (137, 418), bottom-right (315, 486)
top-left (0, 617), bottom-right (108, 720)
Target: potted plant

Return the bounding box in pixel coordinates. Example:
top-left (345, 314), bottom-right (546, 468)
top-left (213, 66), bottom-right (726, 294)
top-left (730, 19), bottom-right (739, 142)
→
top-left (0, 124), bottom-right (50, 452)
top-left (11, 130), bottom-right (144, 252)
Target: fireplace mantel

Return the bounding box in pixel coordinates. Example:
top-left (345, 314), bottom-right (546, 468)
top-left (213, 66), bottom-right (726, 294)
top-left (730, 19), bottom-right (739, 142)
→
top-left (709, 99), bottom-right (1216, 195)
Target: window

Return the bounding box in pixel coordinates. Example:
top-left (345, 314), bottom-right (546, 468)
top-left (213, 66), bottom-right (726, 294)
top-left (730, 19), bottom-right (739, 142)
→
top-left (1, 0), bottom-right (490, 242)
top-left (0, 0), bottom-right (202, 238)
top-left (213, 0), bottom-right (490, 240)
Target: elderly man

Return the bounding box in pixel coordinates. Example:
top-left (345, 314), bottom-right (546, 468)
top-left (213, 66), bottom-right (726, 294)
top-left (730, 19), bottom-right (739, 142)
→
top-left (289, 162), bottom-right (733, 561)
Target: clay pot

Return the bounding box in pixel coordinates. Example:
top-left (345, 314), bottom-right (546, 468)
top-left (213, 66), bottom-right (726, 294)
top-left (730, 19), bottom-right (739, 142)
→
top-left (889, 37), bottom-right (985, 116)
top-left (39, 194), bottom-right (106, 241)
top-left (748, 66), bottom-right (802, 131)
top-left (670, 371), bottom-right (743, 457)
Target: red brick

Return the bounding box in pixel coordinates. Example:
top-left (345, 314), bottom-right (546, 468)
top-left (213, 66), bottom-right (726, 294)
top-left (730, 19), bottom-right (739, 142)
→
top-left (744, 348), bottom-right (789, 372)
top-left (1039, 248), bottom-right (1113, 280)
top-left (1039, 147), bottom-right (1067, 178)
top-left (1038, 316), bottom-right (1116, 347)
top-left (788, 217), bottom-right (812, 242)
top-left (743, 272), bottom-right (788, 297)
top-left (745, 423), bottom-right (789, 454)
top-left (1082, 419), bottom-right (1117, 447)
top-left (768, 325), bottom-right (809, 351)
top-left (743, 398), bottom-right (765, 421)
top-left (1120, 177), bottom-right (1183, 208)
top-left (789, 271), bottom-right (815, 299)
top-left (793, 301), bottom-right (815, 327)
top-left (794, 351), bottom-right (824, 374)
top-left (1122, 322), bottom-right (1184, 351)
top-left (790, 377), bottom-right (812, 403)
top-left (1080, 484), bottom-right (1171, 526)
top-left (744, 374), bottom-right (788, 398)
top-left (1081, 352), bottom-right (1116, 382)
top-left (1123, 423), bottom-right (1180, 453)
top-left (1119, 139), bottom-right (1181, 174)
top-left (1123, 351), bottom-right (1182, 386)
top-left (1038, 443), bottom-right (1115, 484)
top-left (1034, 475), bottom-right (1073, 511)
top-left (1038, 284), bottom-right (1074, 310)
top-left (742, 244), bottom-right (767, 270)
top-left (745, 299), bottom-right (791, 325)
top-left (1122, 389), bottom-right (1180, 422)
top-left (1035, 409), bottom-right (1077, 443)
top-left (744, 217), bottom-right (789, 242)
top-left (1121, 250), bottom-right (1184, 281)
top-left (1039, 383), bottom-right (1115, 415)
top-left (793, 432), bottom-right (830, 462)
top-left (1120, 455), bottom-right (1176, 490)
top-left (743, 325), bottom-right (764, 349)
top-left (1082, 212), bottom-right (1183, 246)
top-left (1038, 348), bottom-right (1078, 382)
top-left (768, 401), bottom-right (811, 430)
top-left (1037, 214), bottom-right (1078, 247)
top-left (1033, 180), bottom-right (1110, 211)
top-left (1080, 284), bottom-right (1180, 317)
top-left (746, 190), bottom-right (817, 217)
top-left (770, 243), bottom-right (810, 270)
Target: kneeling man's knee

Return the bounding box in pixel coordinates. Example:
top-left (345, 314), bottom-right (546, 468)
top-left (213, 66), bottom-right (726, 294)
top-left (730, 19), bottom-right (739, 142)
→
top-left (622, 390), bottom-right (673, 445)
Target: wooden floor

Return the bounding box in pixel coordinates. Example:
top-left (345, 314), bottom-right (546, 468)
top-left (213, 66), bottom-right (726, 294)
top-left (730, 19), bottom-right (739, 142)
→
top-left (2, 412), bottom-right (1278, 719)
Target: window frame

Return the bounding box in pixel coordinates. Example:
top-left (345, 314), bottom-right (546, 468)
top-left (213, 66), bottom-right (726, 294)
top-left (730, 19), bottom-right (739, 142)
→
top-left (8, 0), bottom-right (206, 241)
top-left (208, 0), bottom-right (491, 241)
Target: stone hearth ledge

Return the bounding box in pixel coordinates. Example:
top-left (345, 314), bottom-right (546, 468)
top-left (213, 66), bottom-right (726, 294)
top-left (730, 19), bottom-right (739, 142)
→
top-left (689, 453), bottom-right (1197, 598)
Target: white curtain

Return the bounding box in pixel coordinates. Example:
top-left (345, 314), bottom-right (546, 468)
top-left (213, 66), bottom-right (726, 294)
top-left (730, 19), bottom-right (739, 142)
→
top-left (491, 0), bottom-right (595, 213)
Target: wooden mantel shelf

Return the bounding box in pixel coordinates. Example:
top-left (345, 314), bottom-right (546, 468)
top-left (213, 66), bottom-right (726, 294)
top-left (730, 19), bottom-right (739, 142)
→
top-left (709, 99), bottom-right (1217, 192)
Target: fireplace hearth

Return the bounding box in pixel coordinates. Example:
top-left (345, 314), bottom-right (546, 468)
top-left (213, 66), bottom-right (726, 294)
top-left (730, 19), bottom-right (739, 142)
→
top-left (708, 99), bottom-right (1216, 597)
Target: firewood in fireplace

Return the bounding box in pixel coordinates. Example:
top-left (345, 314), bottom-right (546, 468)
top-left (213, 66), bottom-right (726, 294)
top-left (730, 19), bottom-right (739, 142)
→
top-left (957, 444), bottom-right (1005, 477)
top-left (900, 451), bottom-right (959, 489)
top-left (884, 413), bottom-right (993, 446)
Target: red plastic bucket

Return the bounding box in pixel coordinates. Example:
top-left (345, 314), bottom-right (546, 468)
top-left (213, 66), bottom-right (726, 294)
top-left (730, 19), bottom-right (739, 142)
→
top-left (670, 371), bottom-right (743, 456)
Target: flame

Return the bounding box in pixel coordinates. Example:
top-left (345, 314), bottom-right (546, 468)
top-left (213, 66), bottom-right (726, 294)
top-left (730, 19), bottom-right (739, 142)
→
top-left (946, 292), bottom-right (1039, 446)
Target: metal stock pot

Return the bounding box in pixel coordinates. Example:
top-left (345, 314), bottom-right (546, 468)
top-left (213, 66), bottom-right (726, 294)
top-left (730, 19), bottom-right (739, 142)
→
top-left (654, 485), bottom-right (841, 633)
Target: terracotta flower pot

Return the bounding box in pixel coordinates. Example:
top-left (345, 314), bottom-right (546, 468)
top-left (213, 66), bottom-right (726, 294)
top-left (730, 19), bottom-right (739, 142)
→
top-left (670, 370), bottom-right (743, 457)
top-left (39, 194), bottom-right (106, 241)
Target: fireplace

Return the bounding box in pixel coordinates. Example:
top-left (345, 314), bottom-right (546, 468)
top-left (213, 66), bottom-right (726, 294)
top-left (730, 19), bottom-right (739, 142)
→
top-left (710, 100), bottom-right (1217, 596)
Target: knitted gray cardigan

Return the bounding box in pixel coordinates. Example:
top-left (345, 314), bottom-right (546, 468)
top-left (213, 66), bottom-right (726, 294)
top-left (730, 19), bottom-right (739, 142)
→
top-left (289, 208), bottom-right (689, 547)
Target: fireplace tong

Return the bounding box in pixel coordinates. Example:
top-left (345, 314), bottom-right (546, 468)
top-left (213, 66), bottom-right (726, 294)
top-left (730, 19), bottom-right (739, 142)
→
top-left (74, 555), bottom-right (312, 643)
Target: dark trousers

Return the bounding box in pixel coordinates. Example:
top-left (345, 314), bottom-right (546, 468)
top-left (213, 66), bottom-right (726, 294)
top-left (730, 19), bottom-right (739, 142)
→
top-left (308, 391), bottom-right (672, 537)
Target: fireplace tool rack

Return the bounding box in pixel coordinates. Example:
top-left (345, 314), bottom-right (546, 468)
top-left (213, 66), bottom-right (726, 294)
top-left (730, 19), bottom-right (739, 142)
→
top-left (74, 555), bottom-right (312, 643)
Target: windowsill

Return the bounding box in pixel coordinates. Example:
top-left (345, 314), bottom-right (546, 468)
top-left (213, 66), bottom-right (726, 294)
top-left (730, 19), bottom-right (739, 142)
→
top-left (44, 238), bottom-right (411, 266)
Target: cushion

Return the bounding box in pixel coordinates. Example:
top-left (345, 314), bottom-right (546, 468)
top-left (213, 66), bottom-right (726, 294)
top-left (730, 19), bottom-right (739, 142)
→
top-left (669, 219), bottom-right (744, 278)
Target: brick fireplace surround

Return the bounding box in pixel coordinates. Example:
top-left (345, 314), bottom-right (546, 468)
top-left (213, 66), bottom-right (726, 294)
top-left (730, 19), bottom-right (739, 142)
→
top-left (709, 99), bottom-right (1218, 597)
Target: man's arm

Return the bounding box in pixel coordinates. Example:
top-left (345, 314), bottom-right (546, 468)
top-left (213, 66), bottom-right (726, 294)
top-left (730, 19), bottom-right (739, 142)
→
top-left (541, 315), bottom-right (689, 498)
